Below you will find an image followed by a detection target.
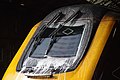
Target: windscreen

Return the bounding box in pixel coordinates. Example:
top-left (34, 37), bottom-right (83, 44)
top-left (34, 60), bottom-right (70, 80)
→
top-left (30, 25), bottom-right (84, 58)
top-left (16, 5), bottom-right (96, 74)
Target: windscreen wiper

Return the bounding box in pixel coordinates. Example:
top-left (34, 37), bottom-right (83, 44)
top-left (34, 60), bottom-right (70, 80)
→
top-left (45, 9), bottom-right (83, 56)
top-left (64, 9), bottom-right (83, 24)
top-left (70, 10), bottom-right (83, 26)
top-left (33, 12), bottom-right (65, 47)
top-left (29, 12), bottom-right (65, 57)
top-left (47, 9), bottom-right (82, 37)
top-left (35, 11), bottom-right (65, 39)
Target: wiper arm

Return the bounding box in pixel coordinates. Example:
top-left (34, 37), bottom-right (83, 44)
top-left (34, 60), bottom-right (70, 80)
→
top-left (45, 9), bottom-right (82, 55)
top-left (35, 11), bottom-right (65, 38)
top-left (48, 9), bottom-right (81, 37)
top-left (70, 10), bottom-right (83, 25)
top-left (34, 12), bottom-right (65, 46)
top-left (64, 9), bottom-right (82, 24)
top-left (30, 12), bottom-right (65, 56)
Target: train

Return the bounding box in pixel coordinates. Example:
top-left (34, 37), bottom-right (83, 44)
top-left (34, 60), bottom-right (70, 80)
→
top-left (2, 4), bottom-right (120, 80)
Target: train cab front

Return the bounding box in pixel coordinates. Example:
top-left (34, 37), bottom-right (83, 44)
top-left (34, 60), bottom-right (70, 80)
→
top-left (2, 4), bottom-right (118, 80)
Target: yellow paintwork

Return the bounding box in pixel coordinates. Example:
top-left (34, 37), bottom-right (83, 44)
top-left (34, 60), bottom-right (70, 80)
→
top-left (2, 13), bottom-right (116, 80)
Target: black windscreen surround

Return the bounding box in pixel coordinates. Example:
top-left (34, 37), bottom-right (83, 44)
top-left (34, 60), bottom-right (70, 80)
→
top-left (16, 4), bottom-right (107, 72)
top-left (30, 25), bottom-right (84, 58)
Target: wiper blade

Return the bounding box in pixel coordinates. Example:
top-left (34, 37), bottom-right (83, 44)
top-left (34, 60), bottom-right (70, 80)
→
top-left (35, 11), bottom-right (65, 38)
top-left (48, 12), bottom-right (65, 26)
top-left (48, 9), bottom-right (81, 37)
top-left (30, 12), bottom-right (65, 57)
top-left (45, 9), bottom-right (82, 55)
top-left (51, 12), bottom-right (65, 27)
top-left (70, 10), bottom-right (83, 25)
top-left (64, 9), bottom-right (82, 24)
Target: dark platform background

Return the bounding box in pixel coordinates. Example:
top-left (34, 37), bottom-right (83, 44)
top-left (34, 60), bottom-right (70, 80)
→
top-left (0, 0), bottom-right (120, 80)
